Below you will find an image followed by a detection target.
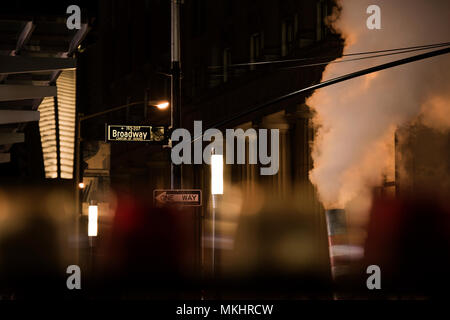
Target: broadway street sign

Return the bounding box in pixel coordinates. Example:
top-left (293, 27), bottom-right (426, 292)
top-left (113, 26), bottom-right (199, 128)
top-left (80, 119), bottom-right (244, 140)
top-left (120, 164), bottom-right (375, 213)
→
top-left (106, 125), bottom-right (166, 142)
top-left (154, 189), bottom-right (202, 207)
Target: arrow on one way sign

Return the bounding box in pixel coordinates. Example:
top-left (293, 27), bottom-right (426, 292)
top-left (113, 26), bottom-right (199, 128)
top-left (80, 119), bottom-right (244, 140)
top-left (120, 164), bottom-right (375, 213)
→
top-left (153, 189), bottom-right (202, 207)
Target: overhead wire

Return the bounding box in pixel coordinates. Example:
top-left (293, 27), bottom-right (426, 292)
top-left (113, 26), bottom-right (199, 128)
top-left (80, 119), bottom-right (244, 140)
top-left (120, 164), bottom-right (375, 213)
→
top-left (193, 46), bottom-right (450, 144)
top-left (207, 41), bottom-right (450, 70)
top-left (280, 44), bottom-right (450, 70)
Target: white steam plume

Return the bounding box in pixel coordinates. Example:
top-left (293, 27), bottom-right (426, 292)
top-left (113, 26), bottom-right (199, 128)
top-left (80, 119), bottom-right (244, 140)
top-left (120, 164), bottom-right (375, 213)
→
top-left (308, 0), bottom-right (450, 208)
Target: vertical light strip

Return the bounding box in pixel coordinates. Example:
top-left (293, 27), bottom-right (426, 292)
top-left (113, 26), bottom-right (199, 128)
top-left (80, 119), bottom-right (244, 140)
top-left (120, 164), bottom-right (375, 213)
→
top-left (38, 96), bottom-right (58, 178)
top-left (88, 204), bottom-right (98, 237)
top-left (211, 154), bottom-right (224, 195)
top-left (56, 70), bottom-right (76, 179)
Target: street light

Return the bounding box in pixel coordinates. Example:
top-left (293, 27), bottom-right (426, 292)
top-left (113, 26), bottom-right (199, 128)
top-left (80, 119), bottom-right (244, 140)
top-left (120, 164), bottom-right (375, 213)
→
top-left (153, 101), bottom-right (169, 110)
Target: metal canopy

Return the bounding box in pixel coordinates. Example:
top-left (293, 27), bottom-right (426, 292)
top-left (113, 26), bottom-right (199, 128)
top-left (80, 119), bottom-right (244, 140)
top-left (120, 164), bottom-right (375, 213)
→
top-left (0, 153), bottom-right (11, 163)
top-left (0, 84), bottom-right (56, 101)
top-left (0, 55), bottom-right (76, 74)
top-left (0, 132), bottom-right (24, 145)
top-left (0, 110), bottom-right (40, 124)
top-left (0, 14), bottom-right (89, 163)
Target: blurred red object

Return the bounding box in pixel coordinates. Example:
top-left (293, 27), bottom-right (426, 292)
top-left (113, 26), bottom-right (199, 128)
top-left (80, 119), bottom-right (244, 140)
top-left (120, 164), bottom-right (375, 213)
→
top-left (96, 193), bottom-right (197, 297)
top-left (364, 194), bottom-right (450, 296)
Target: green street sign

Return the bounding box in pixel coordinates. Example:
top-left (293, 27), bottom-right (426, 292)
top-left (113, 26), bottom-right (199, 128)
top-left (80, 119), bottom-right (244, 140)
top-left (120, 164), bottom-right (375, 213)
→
top-left (106, 125), bottom-right (166, 143)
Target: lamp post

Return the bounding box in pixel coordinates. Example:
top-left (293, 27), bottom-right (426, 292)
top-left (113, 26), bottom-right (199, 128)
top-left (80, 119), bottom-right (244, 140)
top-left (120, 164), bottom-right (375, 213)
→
top-left (210, 152), bottom-right (223, 274)
top-left (87, 200), bottom-right (98, 275)
top-left (171, 0), bottom-right (182, 189)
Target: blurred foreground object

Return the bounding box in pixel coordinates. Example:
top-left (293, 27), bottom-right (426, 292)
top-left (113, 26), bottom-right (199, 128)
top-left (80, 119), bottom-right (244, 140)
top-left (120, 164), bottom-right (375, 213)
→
top-left (363, 194), bottom-right (450, 298)
top-left (0, 186), bottom-right (75, 299)
top-left (93, 192), bottom-right (198, 299)
top-left (218, 192), bottom-right (332, 299)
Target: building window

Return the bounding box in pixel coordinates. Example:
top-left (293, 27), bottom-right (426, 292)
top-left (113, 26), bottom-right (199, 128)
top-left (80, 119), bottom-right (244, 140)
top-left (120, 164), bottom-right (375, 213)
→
top-left (145, 0), bottom-right (152, 60)
top-left (110, 0), bottom-right (116, 30)
top-left (316, 0), bottom-right (329, 41)
top-left (193, 0), bottom-right (206, 37)
top-left (226, 0), bottom-right (233, 17)
top-left (192, 67), bottom-right (203, 97)
top-left (281, 19), bottom-right (294, 57)
top-left (223, 48), bottom-right (231, 83)
top-left (39, 70), bottom-right (76, 179)
top-left (250, 32), bottom-right (263, 70)
top-left (209, 46), bottom-right (221, 88)
top-left (127, 3), bottom-right (134, 74)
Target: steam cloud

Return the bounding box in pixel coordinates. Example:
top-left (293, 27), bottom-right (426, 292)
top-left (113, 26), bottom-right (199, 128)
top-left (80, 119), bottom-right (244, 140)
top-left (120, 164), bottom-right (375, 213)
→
top-left (307, 0), bottom-right (450, 209)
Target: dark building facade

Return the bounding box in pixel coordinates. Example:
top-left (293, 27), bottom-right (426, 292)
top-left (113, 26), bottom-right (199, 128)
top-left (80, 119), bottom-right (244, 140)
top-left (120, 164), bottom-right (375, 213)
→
top-left (78, 0), bottom-right (341, 190)
top-left (77, 0), bottom-right (343, 275)
top-left (396, 124), bottom-right (450, 199)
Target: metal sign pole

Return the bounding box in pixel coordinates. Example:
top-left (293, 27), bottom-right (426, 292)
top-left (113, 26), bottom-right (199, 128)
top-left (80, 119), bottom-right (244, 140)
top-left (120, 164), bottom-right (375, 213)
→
top-left (212, 194), bottom-right (216, 275)
top-left (171, 0), bottom-right (182, 189)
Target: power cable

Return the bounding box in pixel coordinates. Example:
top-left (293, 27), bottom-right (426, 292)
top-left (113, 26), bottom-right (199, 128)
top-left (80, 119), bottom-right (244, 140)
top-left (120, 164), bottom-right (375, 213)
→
top-left (281, 44), bottom-right (450, 70)
top-left (193, 46), bottom-right (450, 144)
top-left (208, 41), bottom-right (450, 69)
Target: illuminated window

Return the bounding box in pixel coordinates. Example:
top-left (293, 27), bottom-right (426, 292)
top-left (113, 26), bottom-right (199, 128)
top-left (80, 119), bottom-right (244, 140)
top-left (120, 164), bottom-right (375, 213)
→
top-left (38, 96), bottom-right (58, 179)
top-left (38, 70), bottom-right (76, 179)
top-left (57, 70), bottom-right (76, 179)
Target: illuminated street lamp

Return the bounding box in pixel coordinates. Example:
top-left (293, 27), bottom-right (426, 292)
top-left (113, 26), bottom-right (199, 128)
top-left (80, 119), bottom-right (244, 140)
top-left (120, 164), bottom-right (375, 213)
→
top-left (152, 101), bottom-right (169, 110)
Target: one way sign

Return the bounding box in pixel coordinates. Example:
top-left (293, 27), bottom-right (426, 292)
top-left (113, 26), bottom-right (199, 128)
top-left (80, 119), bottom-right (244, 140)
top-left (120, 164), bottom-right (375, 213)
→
top-left (153, 189), bottom-right (202, 207)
